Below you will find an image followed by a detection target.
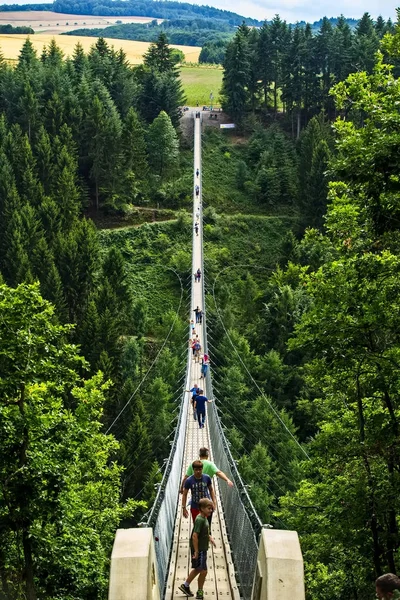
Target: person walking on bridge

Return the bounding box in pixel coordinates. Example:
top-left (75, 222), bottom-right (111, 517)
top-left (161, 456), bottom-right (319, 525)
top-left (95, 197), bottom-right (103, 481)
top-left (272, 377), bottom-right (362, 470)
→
top-left (179, 498), bottom-right (216, 599)
top-left (200, 353), bottom-right (208, 379)
top-left (186, 384), bottom-right (200, 420)
top-left (180, 447), bottom-right (233, 493)
top-left (182, 460), bottom-right (216, 524)
top-left (193, 390), bottom-right (211, 428)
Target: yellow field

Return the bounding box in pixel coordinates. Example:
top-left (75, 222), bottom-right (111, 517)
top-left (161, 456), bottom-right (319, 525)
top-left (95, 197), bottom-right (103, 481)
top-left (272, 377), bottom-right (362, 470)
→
top-left (0, 10), bottom-right (159, 33)
top-left (0, 33), bottom-right (201, 64)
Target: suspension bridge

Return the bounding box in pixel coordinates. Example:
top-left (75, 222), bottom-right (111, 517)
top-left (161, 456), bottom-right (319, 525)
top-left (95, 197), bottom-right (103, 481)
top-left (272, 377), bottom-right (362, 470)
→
top-left (108, 113), bottom-right (306, 600)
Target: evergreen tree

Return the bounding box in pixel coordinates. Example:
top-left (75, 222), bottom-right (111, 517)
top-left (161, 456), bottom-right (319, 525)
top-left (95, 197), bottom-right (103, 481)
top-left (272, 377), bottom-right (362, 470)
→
top-left (330, 15), bottom-right (353, 85)
top-left (147, 110), bottom-right (179, 180)
top-left (257, 21), bottom-right (273, 109)
top-left (143, 32), bottom-right (177, 73)
top-left (16, 38), bottom-right (40, 72)
top-left (221, 29), bottom-right (250, 122)
top-left (5, 124), bottom-right (44, 207)
top-left (352, 12), bottom-right (380, 73)
top-left (17, 80), bottom-right (41, 141)
top-left (120, 106), bottom-right (149, 201)
top-left (316, 17), bottom-right (334, 116)
top-left (34, 125), bottom-right (54, 195)
top-left (84, 90), bottom-right (122, 209)
top-left (71, 41), bottom-right (89, 80)
top-left (269, 15), bottom-right (289, 115)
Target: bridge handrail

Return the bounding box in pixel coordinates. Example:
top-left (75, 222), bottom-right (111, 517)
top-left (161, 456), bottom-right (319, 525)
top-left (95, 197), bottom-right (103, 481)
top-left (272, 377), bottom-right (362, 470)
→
top-left (142, 345), bottom-right (191, 594)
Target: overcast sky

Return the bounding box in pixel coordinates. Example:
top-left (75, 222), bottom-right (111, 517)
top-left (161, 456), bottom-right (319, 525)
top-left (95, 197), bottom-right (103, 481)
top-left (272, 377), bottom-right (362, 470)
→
top-left (1, 0), bottom-right (397, 24)
top-left (207, 0), bottom-right (397, 23)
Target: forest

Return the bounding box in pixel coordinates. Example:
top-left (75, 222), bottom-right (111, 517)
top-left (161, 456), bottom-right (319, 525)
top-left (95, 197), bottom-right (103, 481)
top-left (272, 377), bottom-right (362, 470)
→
top-left (0, 7), bottom-right (400, 600)
top-left (51, 0), bottom-right (262, 26)
top-left (0, 33), bottom-right (191, 600)
top-left (63, 18), bottom-right (234, 49)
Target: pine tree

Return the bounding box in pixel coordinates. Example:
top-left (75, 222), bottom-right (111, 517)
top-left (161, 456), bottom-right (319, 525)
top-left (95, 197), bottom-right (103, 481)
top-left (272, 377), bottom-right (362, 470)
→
top-left (71, 41), bottom-right (89, 81)
top-left (297, 113), bottom-right (331, 228)
top-left (43, 38), bottom-right (64, 68)
top-left (281, 25), bottom-right (304, 137)
top-left (330, 15), bottom-right (353, 84)
top-left (120, 407), bottom-right (152, 499)
top-left (269, 15), bottom-right (289, 115)
top-left (257, 22), bottom-right (273, 109)
top-left (221, 29), bottom-right (250, 121)
top-left (55, 219), bottom-right (99, 323)
top-left (307, 139), bottom-right (331, 228)
top-left (17, 80), bottom-right (41, 141)
top-left (5, 124), bottom-right (44, 207)
top-left (16, 38), bottom-right (39, 71)
top-left (120, 107), bottom-right (149, 201)
top-left (147, 110), bottom-right (179, 180)
top-left (143, 32), bottom-right (176, 73)
top-left (34, 126), bottom-right (54, 195)
top-left (316, 17), bottom-right (334, 116)
top-left (375, 15), bottom-right (387, 39)
top-left (2, 209), bottom-right (33, 286)
top-left (84, 90), bottom-right (122, 209)
top-left (352, 12), bottom-right (380, 73)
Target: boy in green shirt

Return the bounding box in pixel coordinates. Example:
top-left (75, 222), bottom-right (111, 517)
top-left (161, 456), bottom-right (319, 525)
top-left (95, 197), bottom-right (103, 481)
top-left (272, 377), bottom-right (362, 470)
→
top-left (180, 447), bottom-right (233, 494)
top-left (179, 498), bottom-right (216, 599)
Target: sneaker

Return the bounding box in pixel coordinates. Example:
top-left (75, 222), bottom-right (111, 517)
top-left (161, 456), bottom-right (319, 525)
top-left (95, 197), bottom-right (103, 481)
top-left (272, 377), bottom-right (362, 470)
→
top-left (179, 583), bottom-right (194, 597)
top-left (196, 591), bottom-right (204, 599)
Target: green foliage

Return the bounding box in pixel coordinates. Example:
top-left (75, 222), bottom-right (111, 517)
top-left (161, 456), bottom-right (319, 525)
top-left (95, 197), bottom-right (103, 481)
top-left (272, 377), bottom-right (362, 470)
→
top-left (0, 283), bottom-right (143, 600)
top-left (274, 41), bottom-right (400, 599)
top-left (52, 0), bottom-right (263, 27)
top-left (221, 12), bottom-right (386, 127)
top-left (64, 19), bottom-right (234, 49)
top-left (147, 110), bottom-right (180, 180)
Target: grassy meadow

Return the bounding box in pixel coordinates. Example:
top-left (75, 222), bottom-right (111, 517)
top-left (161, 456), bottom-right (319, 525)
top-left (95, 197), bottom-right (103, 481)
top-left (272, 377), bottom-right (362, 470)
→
top-left (180, 65), bottom-right (223, 106)
top-left (0, 33), bottom-right (201, 64)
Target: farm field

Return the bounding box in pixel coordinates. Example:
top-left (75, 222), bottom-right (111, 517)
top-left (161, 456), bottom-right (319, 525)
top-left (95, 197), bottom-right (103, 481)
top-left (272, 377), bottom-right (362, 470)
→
top-left (0, 33), bottom-right (201, 64)
top-left (0, 10), bottom-right (159, 33)
top-left (180, 65), bottom-right (223, 106)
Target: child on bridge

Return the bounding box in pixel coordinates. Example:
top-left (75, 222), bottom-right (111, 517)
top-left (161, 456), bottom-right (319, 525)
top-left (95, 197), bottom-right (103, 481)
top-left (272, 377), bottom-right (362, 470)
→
top-left (179, 497), bottom-right (216, 599)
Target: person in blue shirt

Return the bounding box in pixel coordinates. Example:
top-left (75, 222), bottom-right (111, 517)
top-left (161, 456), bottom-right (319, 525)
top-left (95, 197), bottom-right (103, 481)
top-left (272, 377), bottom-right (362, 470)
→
top-left (193, 390), bottom-right (212, 429)
top-left (186, 385), bottom-right (200, 420)
top-left (182, 461), bottom-right (216, 524)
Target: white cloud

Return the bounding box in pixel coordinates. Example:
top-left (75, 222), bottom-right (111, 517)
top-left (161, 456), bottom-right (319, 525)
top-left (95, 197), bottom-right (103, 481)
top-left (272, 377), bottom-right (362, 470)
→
top-left (189, 0), bottom-right (397, 23)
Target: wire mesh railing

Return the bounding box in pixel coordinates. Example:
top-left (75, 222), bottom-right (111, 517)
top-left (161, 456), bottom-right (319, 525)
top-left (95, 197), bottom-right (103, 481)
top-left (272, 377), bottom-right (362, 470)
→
top-left (142, 348), bottom-right (191, 596)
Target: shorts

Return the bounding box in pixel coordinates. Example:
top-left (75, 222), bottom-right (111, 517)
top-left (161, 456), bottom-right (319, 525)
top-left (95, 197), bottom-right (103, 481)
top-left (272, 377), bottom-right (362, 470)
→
top-left (191, 550), bottom-right (207, 571)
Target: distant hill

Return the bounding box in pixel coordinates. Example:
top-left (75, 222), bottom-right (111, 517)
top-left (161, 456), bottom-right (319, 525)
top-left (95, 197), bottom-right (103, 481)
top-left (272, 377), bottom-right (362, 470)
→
top-left (51, 0), bottom-right (263, 26)
top-left (307, 16), bottom-right (360, 31)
